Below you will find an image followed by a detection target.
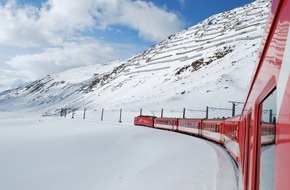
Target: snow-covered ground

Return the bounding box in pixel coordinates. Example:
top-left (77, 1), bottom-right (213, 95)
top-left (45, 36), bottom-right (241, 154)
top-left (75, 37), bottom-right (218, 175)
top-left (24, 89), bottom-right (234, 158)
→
top-left (0, 116), bottom-right (238, 190)
top-left (0, 1), bottom-right (273, 189)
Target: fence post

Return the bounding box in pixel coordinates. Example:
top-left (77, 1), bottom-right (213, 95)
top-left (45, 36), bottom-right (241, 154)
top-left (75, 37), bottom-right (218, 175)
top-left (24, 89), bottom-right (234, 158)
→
top-left (101, 108), bottom-right (104, 121)
top-left (83, 108), bottom-right (86, 120)
top-left (206, 106), bottom-right (209, 119)
top-left (183, 108), bottom-right (186, 119)
top-left (72, 108), bottom-right (75, 119)
top-left (64, 108), bottom-right (67, 118)
top-left (140, 108), bottom-right (142, 116)
top-left (119, 109), bottom-right (122, 123)
top-left (161, 108), bottom-right (163, 118)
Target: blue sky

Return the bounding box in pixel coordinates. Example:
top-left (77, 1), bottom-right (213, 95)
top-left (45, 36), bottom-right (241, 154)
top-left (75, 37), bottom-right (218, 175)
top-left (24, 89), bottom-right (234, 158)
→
top-left (0, 0), bottom-right (255, 91)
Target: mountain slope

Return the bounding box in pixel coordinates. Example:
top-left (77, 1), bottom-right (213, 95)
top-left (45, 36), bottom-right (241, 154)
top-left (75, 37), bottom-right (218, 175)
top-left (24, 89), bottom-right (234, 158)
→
top-left (0, 0), bottom-right (271, 117)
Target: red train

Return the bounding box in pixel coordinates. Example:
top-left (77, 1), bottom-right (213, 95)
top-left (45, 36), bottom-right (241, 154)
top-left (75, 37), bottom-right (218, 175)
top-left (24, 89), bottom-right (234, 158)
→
top-left (134, 115), bottom-right (156, 127)
top-left (134, 116), bottom-right (245, 162)
top-left (134, 0), bottom-right (290, 189)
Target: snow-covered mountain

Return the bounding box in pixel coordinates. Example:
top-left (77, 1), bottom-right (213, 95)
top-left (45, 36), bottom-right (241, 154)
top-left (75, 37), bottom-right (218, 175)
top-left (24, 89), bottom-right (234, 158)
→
top-left (0, 0), bottom-right (271, 117)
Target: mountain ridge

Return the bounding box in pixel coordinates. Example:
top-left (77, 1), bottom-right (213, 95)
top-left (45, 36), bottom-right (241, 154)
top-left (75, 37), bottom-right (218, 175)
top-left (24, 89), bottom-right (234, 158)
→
top-left (0, 0), bottom-right (271, 118)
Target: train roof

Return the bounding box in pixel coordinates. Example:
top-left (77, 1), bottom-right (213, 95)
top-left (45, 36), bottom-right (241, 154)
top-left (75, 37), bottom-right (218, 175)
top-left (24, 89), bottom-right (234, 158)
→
top-left (178, 118), bottom-right (204, 121)
top-left (136, 115), bottom-right (156, 118)
top-left (203, 118), bottom-right (226, 121)
top-left (155, 117), bottom-right (179, 120)
top-left (225, 115), bottom-right (241, 122)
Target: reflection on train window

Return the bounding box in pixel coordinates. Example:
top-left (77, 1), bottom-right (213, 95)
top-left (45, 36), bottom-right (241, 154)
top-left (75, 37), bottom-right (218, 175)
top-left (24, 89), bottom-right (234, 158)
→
top-left (259, 88), bottom-right (276, 190)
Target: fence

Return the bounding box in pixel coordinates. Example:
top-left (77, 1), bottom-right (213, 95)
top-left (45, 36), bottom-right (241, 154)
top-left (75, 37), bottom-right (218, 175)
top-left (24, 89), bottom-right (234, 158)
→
top-left (58, 103), bottom-right (244, 124)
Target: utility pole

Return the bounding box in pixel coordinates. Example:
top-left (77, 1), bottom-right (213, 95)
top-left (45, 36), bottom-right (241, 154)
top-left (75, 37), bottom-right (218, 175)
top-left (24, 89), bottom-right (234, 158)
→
top-left (228, 101), bottom-right (244, 117)
top-left (183, 108), bottom-right (186, 119)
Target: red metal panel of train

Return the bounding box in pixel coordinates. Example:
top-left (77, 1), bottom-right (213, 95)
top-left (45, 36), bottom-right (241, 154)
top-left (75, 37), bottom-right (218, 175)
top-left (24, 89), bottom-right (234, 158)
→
top-left (134, 116), bottom-right (155, 127)
top-left (201, 119), bottom-right (225, 144)
top-left (239, 0), bottom-right (290, 189)
top-left (177, 118), bottom-right (202, 136)
top-left (224, 116), bottom-right (240, 162)
top-left (154, 117), bottom-right (179, 131)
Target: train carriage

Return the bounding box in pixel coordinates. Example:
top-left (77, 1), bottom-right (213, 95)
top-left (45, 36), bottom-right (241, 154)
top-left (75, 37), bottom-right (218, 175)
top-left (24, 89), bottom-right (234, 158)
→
top-left (201, 119), bottom-right (225, 144)
top-left (154, 117), bottom-right (179, 131)
top-left (134, 115), bottom-right (156, 127)
top-left (223, 115), bottom-right (240, 162)
top-left (177, 118), bottom-right (203, 136)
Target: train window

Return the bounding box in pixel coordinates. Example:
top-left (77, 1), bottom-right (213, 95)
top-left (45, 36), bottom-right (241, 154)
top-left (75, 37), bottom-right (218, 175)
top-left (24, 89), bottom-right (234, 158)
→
top-left (259, 88), bottom-right (276, 190)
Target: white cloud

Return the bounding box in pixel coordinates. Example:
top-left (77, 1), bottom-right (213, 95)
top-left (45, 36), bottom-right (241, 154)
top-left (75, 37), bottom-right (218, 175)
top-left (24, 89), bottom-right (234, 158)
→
top-left (0, 0), bottom-right (185, 91)
top-left (39, 0), bottom-right (96, 33)
top-left (0, 0), bottom-right (184, 47)
top-left (0, 1), bottom-right (47, 47)
top-left (93, 0), bottom-right (184, 41)
top-left (0, 0), bottom-right (97, 47)
top-left (5, 38), bottom-right (128, 79)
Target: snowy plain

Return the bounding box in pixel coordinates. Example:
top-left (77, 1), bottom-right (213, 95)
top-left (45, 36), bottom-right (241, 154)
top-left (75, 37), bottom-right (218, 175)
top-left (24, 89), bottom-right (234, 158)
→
top-left (0, 1), bottom-right (272, 189)
top-left (0, 115), bottom-right (238, 190)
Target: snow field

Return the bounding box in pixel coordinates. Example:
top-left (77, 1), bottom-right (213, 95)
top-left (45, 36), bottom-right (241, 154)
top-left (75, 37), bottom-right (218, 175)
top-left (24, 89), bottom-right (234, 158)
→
top-left (0, 117), bottom-right (237, 190)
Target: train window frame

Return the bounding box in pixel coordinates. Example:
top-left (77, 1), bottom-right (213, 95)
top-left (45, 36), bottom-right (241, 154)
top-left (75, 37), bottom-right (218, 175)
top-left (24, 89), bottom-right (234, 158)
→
top-left (257, 87), bottom-right (277, 190)
top-left (246, 112), bottom-right (252, 190)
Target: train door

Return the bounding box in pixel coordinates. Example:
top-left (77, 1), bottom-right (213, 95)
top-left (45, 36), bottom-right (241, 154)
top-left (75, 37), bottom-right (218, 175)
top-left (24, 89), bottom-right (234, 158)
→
top-left (198, 121), bottom-right (202, 136)
top-left (257, 89), bottom-right (276, 190)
